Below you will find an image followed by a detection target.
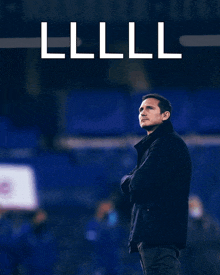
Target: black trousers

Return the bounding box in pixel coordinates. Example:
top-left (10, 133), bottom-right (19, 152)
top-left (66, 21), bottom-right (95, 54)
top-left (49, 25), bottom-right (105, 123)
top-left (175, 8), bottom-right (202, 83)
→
top-left (138, 242), bottom-right (180, 275)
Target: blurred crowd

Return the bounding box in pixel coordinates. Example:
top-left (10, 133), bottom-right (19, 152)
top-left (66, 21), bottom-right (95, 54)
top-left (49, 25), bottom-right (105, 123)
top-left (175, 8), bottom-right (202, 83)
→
top-left (82, 194), bottom-right (220, 275)
top-left (0, 208), bottom-right (57, 275)
top-left (1, 194), bottom-right (220, 275)
top-left (180, 195), bottom-right (220, 275)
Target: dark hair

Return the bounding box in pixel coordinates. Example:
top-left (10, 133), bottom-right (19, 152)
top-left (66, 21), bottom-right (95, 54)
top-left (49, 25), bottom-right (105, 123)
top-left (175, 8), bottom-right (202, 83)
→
top-left (142, 93), bottom-right (172, 117)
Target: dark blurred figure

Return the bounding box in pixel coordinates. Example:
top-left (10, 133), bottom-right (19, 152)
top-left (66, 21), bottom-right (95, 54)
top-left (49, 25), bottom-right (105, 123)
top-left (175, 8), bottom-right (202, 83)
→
top-left (10, 211), bottom-right (32, 275)
top-left (180, 195), bottom-right (220, 275)
top-left (23, 209), bottom-right (58, 275)
top-left (0, 208), bottom-right (14, 275)
top-left (83, 200), bottom-right (123, 275)
top-left (0, 209), bottom-right (31, 275)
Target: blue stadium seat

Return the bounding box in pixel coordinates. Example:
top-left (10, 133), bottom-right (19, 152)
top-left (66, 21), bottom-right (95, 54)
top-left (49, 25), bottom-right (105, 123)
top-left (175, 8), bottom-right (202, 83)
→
top-left (31, 152), bottom-right (106, 191)
top-left (190, 89), bottom-right (220, 134)
top-left (65, 90), bottom-right (129, 136)
top-left (0, 116), bottom-right (10, 147)
top-left (0, 116), bottom-right (39, 148)
top-left (5, 128), bottom-right (39, 148)
top-left (188, 145), bottom-right (220, 214)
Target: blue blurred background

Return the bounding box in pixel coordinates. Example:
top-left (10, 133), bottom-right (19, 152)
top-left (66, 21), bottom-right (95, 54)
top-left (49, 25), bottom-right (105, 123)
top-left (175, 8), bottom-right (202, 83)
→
top-left (1, 1), bottom-right (220, 274)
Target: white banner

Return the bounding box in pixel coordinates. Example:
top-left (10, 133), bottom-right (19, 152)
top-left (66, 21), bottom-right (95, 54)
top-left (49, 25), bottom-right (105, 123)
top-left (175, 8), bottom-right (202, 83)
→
top-left (0, 164), bottom-right (38, 210)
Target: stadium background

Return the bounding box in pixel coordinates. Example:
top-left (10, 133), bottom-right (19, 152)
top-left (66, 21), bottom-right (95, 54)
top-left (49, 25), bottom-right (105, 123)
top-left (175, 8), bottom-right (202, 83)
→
top-left (1, 0), bottom-right (220, 274)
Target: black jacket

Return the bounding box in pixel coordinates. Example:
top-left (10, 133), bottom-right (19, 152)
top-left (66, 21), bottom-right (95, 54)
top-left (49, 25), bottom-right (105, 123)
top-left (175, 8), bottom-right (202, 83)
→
top-left (121, 120), bottom-right (192, 253)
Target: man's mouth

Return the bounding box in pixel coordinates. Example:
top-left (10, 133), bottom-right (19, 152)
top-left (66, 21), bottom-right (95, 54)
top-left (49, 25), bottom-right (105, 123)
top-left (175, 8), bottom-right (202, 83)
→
top-left (141, 118), bottom-right (149, 122)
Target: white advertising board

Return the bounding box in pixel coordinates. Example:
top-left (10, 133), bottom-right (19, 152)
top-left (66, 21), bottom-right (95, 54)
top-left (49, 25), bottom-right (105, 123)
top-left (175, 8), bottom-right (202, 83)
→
top-left (0, 164), bottom-right (38, 210)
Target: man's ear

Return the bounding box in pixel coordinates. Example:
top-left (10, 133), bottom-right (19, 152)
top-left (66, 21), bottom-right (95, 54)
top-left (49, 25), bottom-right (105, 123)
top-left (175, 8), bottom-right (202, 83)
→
top-left (162, 111), bottom-right (171, 121)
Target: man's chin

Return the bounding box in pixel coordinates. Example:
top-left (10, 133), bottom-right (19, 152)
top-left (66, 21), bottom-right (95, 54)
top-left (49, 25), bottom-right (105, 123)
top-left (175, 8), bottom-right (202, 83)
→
top-left (142, 125), bottom-right (154, 131)
top-left (141, 124), bottom-right (160, 133)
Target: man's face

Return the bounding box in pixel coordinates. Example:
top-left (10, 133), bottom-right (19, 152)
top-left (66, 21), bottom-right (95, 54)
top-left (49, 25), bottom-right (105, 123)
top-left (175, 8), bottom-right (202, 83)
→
top-left (139, 98), bottom-right (168, 132)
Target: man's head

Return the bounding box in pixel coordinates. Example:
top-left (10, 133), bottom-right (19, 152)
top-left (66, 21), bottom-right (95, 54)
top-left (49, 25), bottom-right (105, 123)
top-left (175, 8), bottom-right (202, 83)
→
top-left (188, 195), bottom-right (204, 219)
top-left (139, 93), bottom-right (172, 134)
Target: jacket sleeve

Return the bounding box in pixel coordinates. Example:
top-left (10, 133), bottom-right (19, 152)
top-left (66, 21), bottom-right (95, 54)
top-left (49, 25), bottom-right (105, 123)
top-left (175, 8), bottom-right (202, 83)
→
top-left (120, 166), bottom-right (137, 195)
top-left (129, 137), bottom-right (180, 202)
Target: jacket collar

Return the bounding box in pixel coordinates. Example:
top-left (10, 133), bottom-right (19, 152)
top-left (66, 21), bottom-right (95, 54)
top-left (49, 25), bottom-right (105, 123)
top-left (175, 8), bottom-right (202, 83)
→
top-left (134, 120), bottom-right (174, 153)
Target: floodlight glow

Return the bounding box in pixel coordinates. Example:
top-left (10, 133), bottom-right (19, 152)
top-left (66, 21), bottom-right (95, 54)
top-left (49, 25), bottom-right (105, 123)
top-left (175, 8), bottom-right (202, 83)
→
top-left (179, 35), bottom-right (220, 47)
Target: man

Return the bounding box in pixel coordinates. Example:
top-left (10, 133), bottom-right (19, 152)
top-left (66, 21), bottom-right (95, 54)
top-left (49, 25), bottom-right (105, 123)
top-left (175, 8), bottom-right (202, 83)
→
top-left (85, 200), bottom-right (122, 275)
top-left (120, 93), bottom-right (192, 275)
top-left (180, 195), bottom-right (220, 275)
